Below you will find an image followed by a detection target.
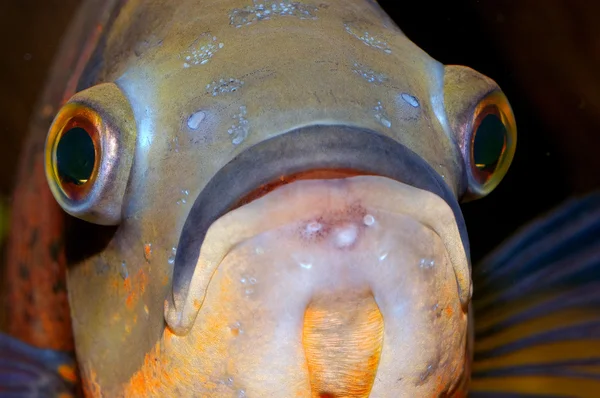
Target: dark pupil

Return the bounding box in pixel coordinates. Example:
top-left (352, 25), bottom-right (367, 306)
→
top-left (473, 114), bottom-right (506, 173)
top-left (56, 127), bottom-right (95, 185)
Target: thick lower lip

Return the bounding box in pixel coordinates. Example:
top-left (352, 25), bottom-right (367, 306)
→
top-left (159, 174), bottom-right (470, 396)
top-left (166, 124), bottom-right (470, 335)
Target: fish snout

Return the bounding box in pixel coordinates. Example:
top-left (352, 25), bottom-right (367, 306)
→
top-left (163, 174), bottom-right (470, 396)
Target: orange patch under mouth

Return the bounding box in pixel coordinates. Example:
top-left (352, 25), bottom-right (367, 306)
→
top-left (303, 289), bottom-right (384, 398)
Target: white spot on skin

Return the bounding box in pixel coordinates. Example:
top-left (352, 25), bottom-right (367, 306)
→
top-left (401, 93), bottom-right (420, 107)
top-left (255, 246), bottom-right (264, 255)
top-left (419, 258), bottom-right (435, 268)
top-left (176, 189), bottom-right (189, 205)
top-left (333, 223), bottom-right (358, 248)
top-left (353, 62), bottom-right (387, 84)
top-left (344, 22), bottom-right (392, 54)
top-left (379, 252), bottom-right (388, 261)
top-left (168, 247), bottom-right (177, 265)
top-left (187, 110), bottom-right (206, 130)
top-left (374, 101), bottom-right (392, 128)
top-left (228, 105), bottom-right (249, 145)
top-left (230, 1), bottom-right (318, 28)
top-left (120, 261), bottom-right (128, 279)
top-left (363, 214), bottom-right (375, 226)
top-left (181, 35), bottom-right (223, 67)
top-left (301, 221), bottom-right (322, 239)
top-left (206, 78), bottom-right (244, 96)
top-left (292, 252), bottom-right (313, 269)
top-left (230, 321), bottom-right (244, 335)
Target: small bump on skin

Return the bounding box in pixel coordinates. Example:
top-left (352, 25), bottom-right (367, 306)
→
top-left (363, 214), bottom-right (375, 226)
top-left (332, 223), bottom-right (359, 248)
top-left (187, 110), bottom-right (206, 130)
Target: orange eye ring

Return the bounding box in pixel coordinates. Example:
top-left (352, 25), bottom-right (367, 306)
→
top-left (44, 83), bottom-right (137, 226)
top-left (464, 90), bottom-right (517, 200)
top-left (47, 103), bottom-right (102, 202)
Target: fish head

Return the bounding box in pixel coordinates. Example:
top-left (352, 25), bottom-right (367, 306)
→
top-left (44, 0), bottom-right (516, 396)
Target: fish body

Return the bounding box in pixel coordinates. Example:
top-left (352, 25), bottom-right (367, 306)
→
top-left (3, 0), bottom-right (520, 396)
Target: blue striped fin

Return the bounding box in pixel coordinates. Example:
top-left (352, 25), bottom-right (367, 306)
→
top-left (470, 192), bottom-right (600, 398)
top-left (0, 332), bottom-right (77, 397)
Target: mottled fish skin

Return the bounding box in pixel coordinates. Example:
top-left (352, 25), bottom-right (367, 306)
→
top-left (470, 192), bottom-right (600, 398)
top-left (6, 0), bottom-right (520, 396)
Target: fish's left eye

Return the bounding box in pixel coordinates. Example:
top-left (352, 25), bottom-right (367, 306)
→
top-left (45, 83), bottom-right (136, 225)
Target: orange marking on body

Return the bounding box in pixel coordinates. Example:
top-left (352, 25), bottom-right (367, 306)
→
top-left (144, 243), bottom-right (153, 262)
top-left (58, 364), bottom-right (78, 383)
top-left (124, 268), bottom-right (148, 310)
top-left (82, 365), bottom-right (102, 398)
top-left (446, 305), bottom-right (454, 317)
top-left (124, 269), bottom-right (240, 396)
top-left (303, 291), bottom-right (383, 398)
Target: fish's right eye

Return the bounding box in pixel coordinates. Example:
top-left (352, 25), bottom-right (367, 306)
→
top-left (45, 83), bottom-right (137, 225)
top-left (465, 91), bottom-right (517, 199)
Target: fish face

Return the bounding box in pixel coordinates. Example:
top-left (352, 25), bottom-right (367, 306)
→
top-left (43, 0), bottom-right (515, 396)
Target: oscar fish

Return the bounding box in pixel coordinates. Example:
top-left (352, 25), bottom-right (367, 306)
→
top-left (20, 0), bottom-right (600, 396)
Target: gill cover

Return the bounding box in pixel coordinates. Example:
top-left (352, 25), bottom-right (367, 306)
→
top-left (444, 65), bottom-right (517, 201)
top-left (45, 83), bottom-right (136, 225)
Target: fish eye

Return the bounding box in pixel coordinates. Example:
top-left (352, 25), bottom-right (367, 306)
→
top-left (45, 83), bottom-right (136, 225)
top-left (48, 105), bottom-right (101, 200)
top-left (56, 126), bottom-right (96, 186)
top-left (465, 90), bottom-right (516, 199)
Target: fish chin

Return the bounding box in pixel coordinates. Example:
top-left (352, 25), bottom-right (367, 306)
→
top-left (158, 176), bottom-right (470, 397)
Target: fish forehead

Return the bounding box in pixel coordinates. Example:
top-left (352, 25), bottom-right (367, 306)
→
top-left (111, 0), bottom-right (461, 221)
top-left (68, 0), bottom-right (465, 392)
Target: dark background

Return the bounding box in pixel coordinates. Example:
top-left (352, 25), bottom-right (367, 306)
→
top-left (0, 0), bottom-right (598, 263)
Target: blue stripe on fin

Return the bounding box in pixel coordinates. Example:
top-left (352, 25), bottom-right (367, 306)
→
top-left (0, 332), bottom-right (76, 397)
top-left (470, 192), bottom-right (600, 397)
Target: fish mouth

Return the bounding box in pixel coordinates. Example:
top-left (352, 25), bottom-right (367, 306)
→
top-left (166, 124), bottom-right (471, 336)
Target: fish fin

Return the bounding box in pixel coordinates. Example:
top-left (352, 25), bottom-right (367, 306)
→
top-left (469, 192), bottom-right (600, 398)
top-left (0, 332), bottom-right (78, 397)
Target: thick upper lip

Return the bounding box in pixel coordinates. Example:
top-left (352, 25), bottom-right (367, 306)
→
top-left (165, 124), bottom-right (471, 335)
